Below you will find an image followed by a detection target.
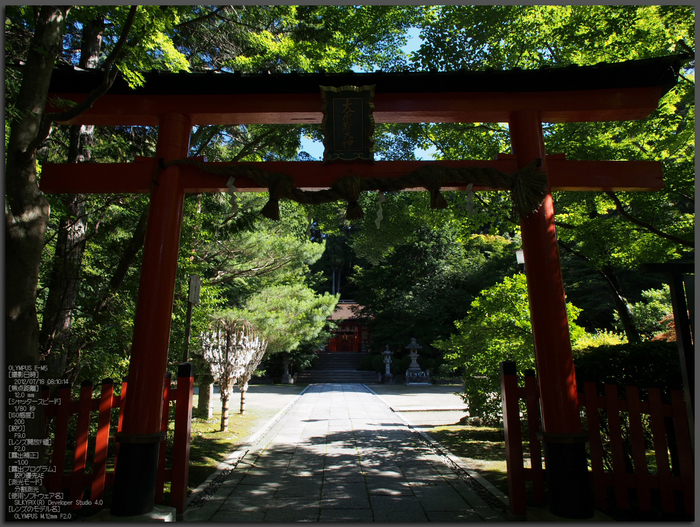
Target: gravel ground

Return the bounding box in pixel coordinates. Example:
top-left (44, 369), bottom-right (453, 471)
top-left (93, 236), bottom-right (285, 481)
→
top-left (197, 383), bottom-right (308, 439)
top-left (368, 383), bottom-right (468, 428)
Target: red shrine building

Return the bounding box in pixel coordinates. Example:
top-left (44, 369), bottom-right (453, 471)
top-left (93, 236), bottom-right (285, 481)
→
top-left (324, 301), bottom-right (369, 353)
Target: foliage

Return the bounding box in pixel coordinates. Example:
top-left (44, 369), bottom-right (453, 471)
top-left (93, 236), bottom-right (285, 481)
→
top-left (573, 340), bottom-right (682, 396)
top-left (172, 193), bottom-right (331, 375)
top-left (4, 4), bottom-right (430, 389)
top-left (400, 5), bottom-right (695, 344)
top-left (435, 274), bottom-right (586, 421)
top-left (348, 189), bottom-right (517, 268)
top-left (613, 285), bottom-right (673, 341)
top-left (571, 330), bottom-right (627, 351)
top-left (175, 5), bottom-right (421, 73)
top-left (352, 230), bottom-right (520, 362)
top-left (6, 4), bottom-right (694, 437)
top-left (415, 5), bottom-right (693, 71)
top-left (308, 230), bottom-right (361, 297)
top-left (241, 283), bottom-right (338, 355)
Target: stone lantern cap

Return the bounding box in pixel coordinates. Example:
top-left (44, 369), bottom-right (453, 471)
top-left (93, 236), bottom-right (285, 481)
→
top-left (405, 338), bottom-right (422, 351)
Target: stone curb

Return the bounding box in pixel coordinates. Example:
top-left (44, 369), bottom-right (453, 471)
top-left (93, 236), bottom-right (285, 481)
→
top-left (391, 406), bottom-right (469, 412)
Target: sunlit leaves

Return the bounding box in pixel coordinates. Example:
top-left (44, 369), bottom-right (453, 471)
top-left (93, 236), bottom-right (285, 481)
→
top-left (175, 5), bottom-right (421, 73)
top-left (613, 285), bottom-right (673, 341)
top-left (409, 5), bottom-right (694, 282)
top-left (414, 5), bottom-right (693, 71)
top-left (434, 274), bottom-right (586, 420)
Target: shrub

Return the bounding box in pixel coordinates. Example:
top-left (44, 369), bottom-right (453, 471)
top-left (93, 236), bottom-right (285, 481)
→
top-left (613, 285), bottom-right (673, 341)
top-left (436, 274), bottom-right (585, 422)
top-left (572, 329), bottom-right (627, 351)
top-left (359, 352), bottom-right (385, 373)
top-left (574, 340), bottom-right (682, 396)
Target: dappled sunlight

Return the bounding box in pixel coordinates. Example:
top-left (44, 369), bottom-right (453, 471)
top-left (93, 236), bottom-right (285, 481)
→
top-left (186, 383), bottom-right (510, 521)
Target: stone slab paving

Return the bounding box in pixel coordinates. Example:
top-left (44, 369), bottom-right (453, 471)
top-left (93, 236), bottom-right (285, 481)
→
top-left (184, 383), bottom-right (510, 522)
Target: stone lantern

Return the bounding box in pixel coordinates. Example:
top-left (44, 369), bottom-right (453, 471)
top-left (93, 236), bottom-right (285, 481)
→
top-left (281, 354), bottom-right (294, 384)
top-left (382, 345), bottom-right (393, 378)
top-left (405, 338), bottom-right (422, 374)
top-left (405, 338), bottom-right (431, 385)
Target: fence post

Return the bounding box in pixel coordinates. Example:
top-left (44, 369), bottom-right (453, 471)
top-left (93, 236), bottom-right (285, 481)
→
top-left (524, 369), bottom-right (545, 505)
top-left (648, 387), bottom-right (675, 513)
top-left (155, 372), bottom-right (172, 504)
top-left (500, 361), bottom-right (527, 516)
top-left (604, 384), bottom-right (629, 510)
top-left (625, 385), bottom-right (652, 511)
top-left (114, 377), bottom-right (128, 466)
top-left (170, 362), bottom-right (195, 515)
top-left (670, 389), bottom-right (694, 515)
top-left (581, 382), bottom-right (607, 509)
top-left (70, 381), bottom-right (94, 509)
top-left (90, 379), bottom-right (114, 506)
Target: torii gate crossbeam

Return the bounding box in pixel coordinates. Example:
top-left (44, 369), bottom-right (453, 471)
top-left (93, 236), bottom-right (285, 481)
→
top-left (41, 55), bottom-right (683, 519)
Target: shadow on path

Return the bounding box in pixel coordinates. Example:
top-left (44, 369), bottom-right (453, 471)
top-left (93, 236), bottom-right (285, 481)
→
top-left (185, 383), bottom-right (510, 522)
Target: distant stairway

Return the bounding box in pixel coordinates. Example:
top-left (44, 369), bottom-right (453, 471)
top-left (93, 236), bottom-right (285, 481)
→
top-left (296, 352), bottom-right (379, 384)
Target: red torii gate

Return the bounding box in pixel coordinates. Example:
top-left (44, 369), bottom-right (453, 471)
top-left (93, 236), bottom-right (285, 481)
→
top-left (41, 55), bottom-right (682, 518)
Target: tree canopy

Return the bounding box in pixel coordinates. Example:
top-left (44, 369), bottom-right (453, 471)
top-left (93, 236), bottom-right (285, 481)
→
top-left (6, 5), bottom-right (424, 390)
top-left (4, 4), bottom-right (694, 415)
top-left (345, 5), bottom-right (694, 350)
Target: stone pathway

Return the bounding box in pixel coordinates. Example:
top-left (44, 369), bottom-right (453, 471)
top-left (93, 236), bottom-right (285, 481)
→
top-left (184, 383), bottom-right (510, 522)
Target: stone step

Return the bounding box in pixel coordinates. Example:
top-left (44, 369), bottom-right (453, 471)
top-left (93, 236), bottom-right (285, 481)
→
top-left (298, 370), bottom-right (377, 377)
top-left (296, 370), bottom-right (379, 384)
top-left (299, 352), bottom-right (376, 383)
top-left (311, 353), bottom-right (367, 370)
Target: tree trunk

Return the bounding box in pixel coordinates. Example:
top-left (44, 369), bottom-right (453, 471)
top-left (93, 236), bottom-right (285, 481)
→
top-left (80, 16), bottom-right (103, 70)
top-left (5, 2), bottom-right (69, 500)
top-left (63, 204), bottom-right (148, 365)
top-left (599, 265), bottom-right (641, 344)
top-left (90, 206), bottom-right (149, 319)
top-left (39, 16), bottom-right (103, 384)
top-left (558, 241), bottom-right (642, 344)
top-left (40, 193), bottom-right (87, 381)
top-left (239, 382), bottom-right (248, 415)
top-left (197, 372), bottom-right (214, 419)
top-left (220, 390), bottom-right (230, 432)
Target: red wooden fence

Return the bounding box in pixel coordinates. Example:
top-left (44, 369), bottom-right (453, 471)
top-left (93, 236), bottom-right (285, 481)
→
top-left (41, 363), bottom-right (194, 515)
top-left (500, 361), bottom-right (694, 517)
top-left (499, 362), bottom-right (546, 515)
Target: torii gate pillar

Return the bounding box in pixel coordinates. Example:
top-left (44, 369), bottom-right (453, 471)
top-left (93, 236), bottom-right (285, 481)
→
top-left (111, 113), bottom-right (191, 516)
top-left (510, 110), bottom-right (593, 518)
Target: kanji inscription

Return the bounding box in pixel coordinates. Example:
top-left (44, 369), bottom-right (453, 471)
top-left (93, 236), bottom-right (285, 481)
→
top-left (320, 85), bottom-right (375, 162)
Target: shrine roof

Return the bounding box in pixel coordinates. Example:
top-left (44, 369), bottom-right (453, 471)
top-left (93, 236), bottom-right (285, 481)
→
top-left (330, 302), bottom-right (364, 322)
top-left (49, 54), bottom-right (686, 97)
